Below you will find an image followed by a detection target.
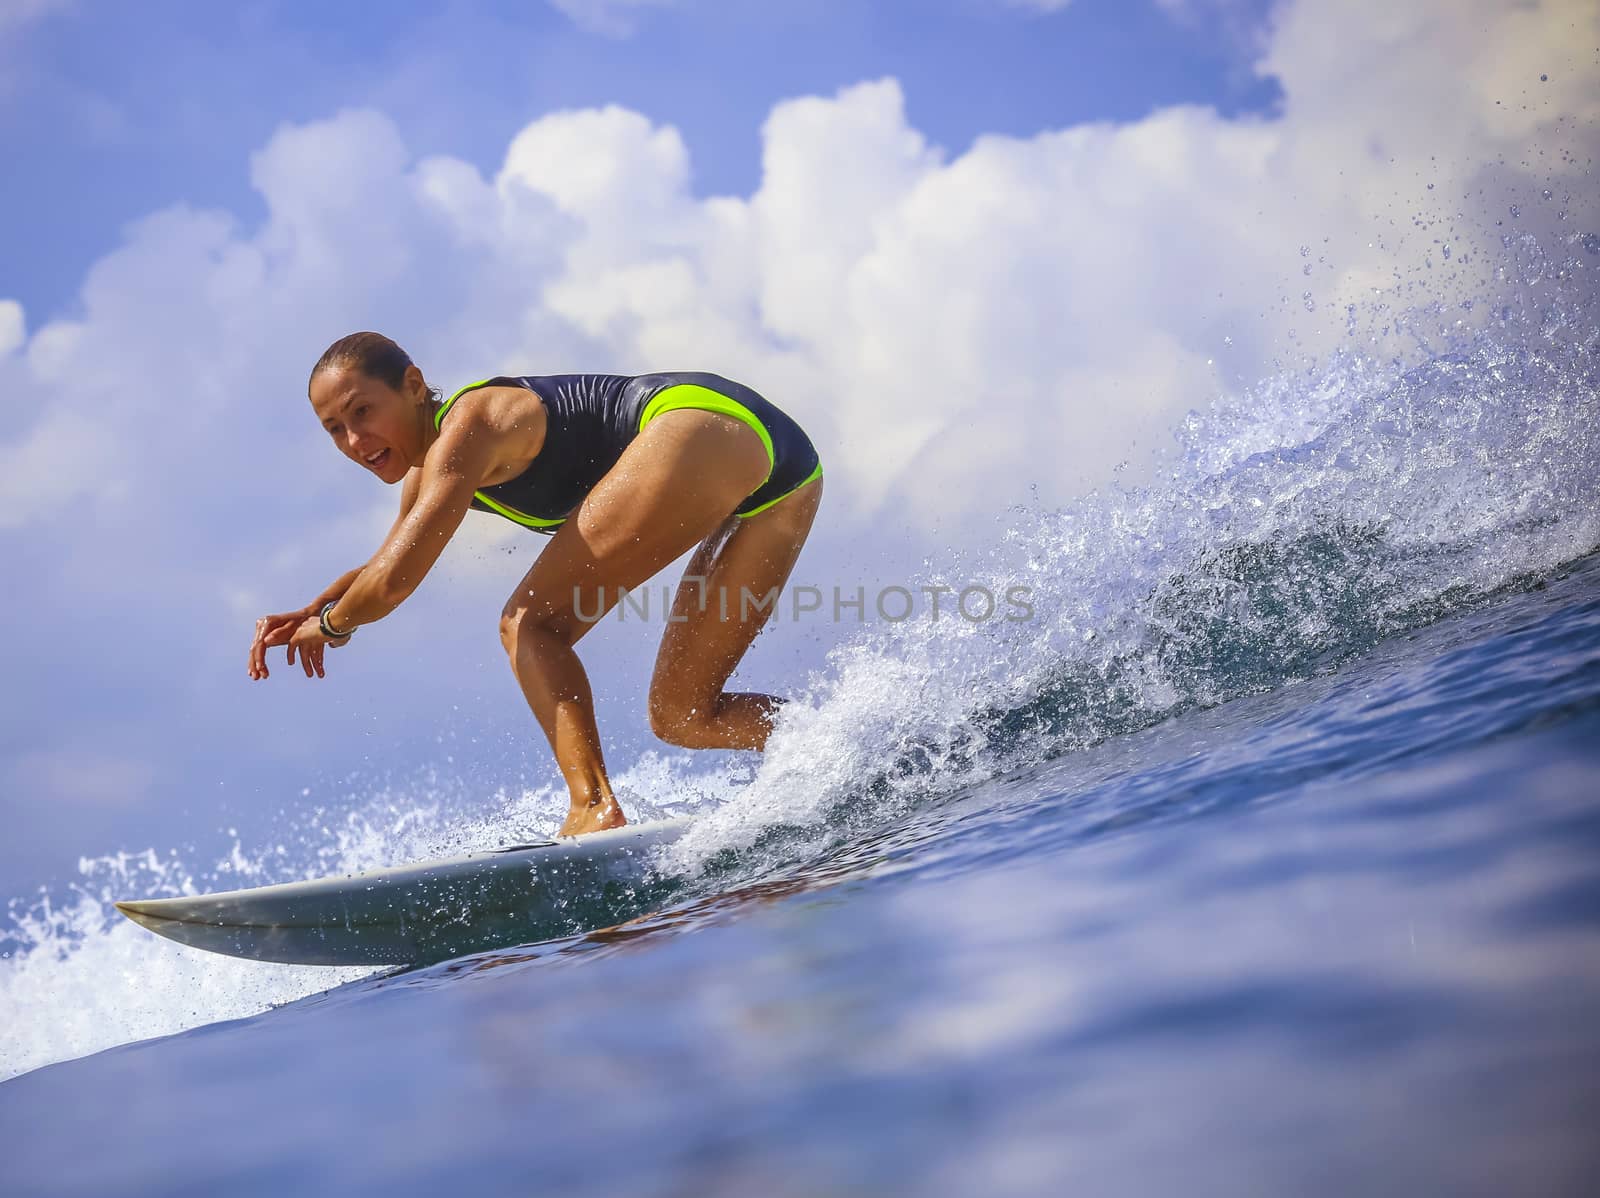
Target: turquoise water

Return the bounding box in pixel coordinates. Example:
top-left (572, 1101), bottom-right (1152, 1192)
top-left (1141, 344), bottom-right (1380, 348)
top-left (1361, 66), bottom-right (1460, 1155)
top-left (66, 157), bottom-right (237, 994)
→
top-left (2, 232), bottom-right (1598, 1194)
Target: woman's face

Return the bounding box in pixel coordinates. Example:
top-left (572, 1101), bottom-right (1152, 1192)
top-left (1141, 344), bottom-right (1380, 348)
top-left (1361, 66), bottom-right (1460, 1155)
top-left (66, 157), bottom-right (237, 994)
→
top-left (309, 365), bottom-right (428, 484)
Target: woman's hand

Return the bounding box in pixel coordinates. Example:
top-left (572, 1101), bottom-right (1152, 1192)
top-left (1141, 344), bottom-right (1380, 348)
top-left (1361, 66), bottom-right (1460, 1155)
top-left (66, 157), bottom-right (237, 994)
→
top-left (285, 614), bottom-right (352, 680)
top-left (248, 609), bottom-right (311, 680)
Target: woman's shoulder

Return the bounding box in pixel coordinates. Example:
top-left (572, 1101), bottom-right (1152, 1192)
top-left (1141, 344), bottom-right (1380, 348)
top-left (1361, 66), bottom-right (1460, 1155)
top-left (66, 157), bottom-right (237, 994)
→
top-left (440, 372), bottom-right (634, 424)
top-left (442, 375), bottom-right (534, 403)
top-left (437, 377), bottom-right (547, 436)
top-left (441, 376), bottom-right (540, 412)
top-left (434, 379), bottom-right (548, 468)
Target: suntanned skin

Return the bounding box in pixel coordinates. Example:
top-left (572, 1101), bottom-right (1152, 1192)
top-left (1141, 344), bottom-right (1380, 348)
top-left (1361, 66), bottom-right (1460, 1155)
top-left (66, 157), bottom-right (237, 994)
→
top-left (247, 363), bottom-right (822, 836)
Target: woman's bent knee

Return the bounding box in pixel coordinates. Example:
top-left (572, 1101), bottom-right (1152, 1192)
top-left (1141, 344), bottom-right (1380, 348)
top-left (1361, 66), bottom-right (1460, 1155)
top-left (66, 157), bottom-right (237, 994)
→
top-left (648, 693), bottom-right (714, 747)
top-left (498, 597), bottom-right (527, 656)
top-left (500, 600), bottom-right (566, 657)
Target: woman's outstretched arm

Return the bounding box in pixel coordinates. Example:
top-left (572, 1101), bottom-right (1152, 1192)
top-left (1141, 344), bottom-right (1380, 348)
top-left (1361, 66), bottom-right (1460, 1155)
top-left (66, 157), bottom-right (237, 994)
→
top-left (248, 468), bottom-right (428, 680)
top-left (279, 408), bottom-right (496, 680)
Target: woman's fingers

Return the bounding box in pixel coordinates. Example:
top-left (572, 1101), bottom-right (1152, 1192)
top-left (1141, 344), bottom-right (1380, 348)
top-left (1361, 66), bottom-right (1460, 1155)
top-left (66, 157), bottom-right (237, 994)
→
top-left (258, 612), bottom-right (341, 681)
top-left (252, 618), bottom-right (289, 678)
top-left (286, 621), bottom-right (328, 679)
top-left (250, 611), bottom-right (309, 679)
top-left (250, 617), bottom-right (273, 678)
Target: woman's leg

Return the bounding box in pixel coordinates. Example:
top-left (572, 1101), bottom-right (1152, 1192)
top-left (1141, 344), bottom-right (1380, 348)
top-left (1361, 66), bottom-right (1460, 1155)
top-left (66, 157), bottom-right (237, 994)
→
top-left (648, 475), bottom-right (824, 750)
top-left (500, 408), bottom-right (771, 836)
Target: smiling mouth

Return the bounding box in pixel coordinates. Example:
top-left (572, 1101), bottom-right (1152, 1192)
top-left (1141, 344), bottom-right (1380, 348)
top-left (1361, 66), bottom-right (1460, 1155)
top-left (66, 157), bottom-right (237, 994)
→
top-left (365, 449), bottom-right (391, 470)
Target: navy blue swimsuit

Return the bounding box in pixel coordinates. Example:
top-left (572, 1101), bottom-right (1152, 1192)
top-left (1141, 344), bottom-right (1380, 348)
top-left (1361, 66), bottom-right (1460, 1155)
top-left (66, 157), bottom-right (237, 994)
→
top-left (434, 371), bottom-right (822, 534)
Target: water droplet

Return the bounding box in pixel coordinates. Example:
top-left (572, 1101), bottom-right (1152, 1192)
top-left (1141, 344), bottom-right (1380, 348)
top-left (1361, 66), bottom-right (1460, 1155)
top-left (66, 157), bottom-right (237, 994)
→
top-left (1509, 204), bottom-right (1520, 218)
top-left (1427, 182), bottom-right (1435, 190)
top-left (1302, 292), bottom-right (1316, 312)
top-left (1222, 335), bottom-right (1233, 346)
top-left (1540, 73), bottom-right (1548, 82)
top-left (1442, 244), bottom-right (1451, 260)
top-left (1299, 245), bottom-right (1310, 257)
top-left (1541, 189), bottom-right (1552, 200)
top-left (1302, 263), bottom-right (1313, 276)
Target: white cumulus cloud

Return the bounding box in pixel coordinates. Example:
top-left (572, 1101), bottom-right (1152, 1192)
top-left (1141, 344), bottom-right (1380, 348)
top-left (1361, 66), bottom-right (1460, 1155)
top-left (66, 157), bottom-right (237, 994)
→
top-left (0, 299), bottom-right (23, 356)
top-left (1, 0), bottom-right (1593, 546)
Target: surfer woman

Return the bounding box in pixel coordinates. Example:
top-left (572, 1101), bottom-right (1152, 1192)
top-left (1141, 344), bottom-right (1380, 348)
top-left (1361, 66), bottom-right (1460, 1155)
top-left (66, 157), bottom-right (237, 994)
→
top-left (246, 332), bottom-right (824, 836)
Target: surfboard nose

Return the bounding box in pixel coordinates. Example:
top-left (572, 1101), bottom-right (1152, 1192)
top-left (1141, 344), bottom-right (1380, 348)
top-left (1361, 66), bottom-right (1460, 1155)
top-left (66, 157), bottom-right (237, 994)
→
top-left (115, 900), bottom-right (171, 930)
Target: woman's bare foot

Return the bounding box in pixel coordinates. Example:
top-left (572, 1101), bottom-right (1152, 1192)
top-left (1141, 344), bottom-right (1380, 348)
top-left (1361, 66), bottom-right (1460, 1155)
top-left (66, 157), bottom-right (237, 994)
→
top-left (558, 794), bottom-right (627, 837)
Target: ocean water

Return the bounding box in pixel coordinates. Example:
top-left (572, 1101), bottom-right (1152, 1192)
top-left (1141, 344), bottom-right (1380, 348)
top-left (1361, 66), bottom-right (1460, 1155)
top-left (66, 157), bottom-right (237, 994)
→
top-left (1, 229), bottom-right (1598, 1194)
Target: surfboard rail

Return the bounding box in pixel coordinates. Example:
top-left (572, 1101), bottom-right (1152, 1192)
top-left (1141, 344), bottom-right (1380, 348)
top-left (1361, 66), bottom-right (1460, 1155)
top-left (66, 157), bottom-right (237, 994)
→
top-left (115, 818), bottom-right (693, 967)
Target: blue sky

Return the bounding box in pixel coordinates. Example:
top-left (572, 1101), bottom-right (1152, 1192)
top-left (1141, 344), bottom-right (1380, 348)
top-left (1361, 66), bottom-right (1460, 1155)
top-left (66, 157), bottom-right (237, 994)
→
top-left (5, 0), bottom-right (1278, 323)
top-left (0, 0), bottom-right (1592, 900)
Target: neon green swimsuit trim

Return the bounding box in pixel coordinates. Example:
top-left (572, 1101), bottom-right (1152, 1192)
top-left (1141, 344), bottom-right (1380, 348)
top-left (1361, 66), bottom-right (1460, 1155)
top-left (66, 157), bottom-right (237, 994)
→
top-left (433, 378), bottom-right (490, 424)
top-left (637, 384), bottom-right (776, 488)
top-left (734, 459), bottom-right (823, 518)
top-left (434, 378), bottom-right (567, 530)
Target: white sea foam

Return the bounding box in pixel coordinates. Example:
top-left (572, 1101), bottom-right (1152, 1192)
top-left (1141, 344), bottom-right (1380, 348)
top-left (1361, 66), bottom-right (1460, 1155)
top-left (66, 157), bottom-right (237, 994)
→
top-left (4, 225), bottom-right (1597, 1082)
top-left (0, 753), bottom-right (740, 1081)
top-left (667, 224), bottom-right (1600, 870)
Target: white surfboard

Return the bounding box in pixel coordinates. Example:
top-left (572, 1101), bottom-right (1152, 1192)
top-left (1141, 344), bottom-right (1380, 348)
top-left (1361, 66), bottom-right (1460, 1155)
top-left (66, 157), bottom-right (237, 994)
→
top-left (115, 817), bottom-right (692, 967)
